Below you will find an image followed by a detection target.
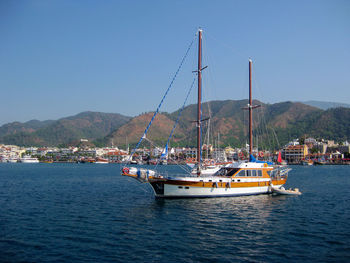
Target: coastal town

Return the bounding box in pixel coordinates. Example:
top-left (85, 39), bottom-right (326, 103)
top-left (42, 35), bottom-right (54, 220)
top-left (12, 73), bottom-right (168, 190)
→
top-left (1, 137), bottom-right (349, 165)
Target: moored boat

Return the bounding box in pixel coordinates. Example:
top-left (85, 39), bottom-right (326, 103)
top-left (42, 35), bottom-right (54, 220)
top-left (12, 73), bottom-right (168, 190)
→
top-left (95, 157), bottom-right (109, 164)
top-left (123, 160), bottom-right (288, 198)
top-left (301, 159), bottom-right (313, 166)
top-left (122, 29), bottom-right (292, 198)
top-left (20, 155), bottom-right (39, 163)
top-left (8, 157), bottom-right (18, 163)
top-left (271, 186), bottom-right (301, 195)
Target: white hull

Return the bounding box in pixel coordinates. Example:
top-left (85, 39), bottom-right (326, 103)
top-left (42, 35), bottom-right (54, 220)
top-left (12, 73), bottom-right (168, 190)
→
top-left (154, 183), bottom-right (283, 198)
top-left (20, 158), bottom-right (39, 163)
top-left (21, 160), bottom-right (39, 163)
top-left (124, 161), bottom-right (289, 199)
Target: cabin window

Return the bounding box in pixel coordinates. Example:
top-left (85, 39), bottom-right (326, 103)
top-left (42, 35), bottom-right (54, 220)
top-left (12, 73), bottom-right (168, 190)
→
top-left (235, 170), bottom-right (246, 177)
top-left (251, 170), bottom-right (257, 177)
top-left (257, 170), bottom-right (262, 177)
top-left (246, 170), bottom-right (252, 176)
top-left (219, 180), bottom-right (222, 182)
top-left (178, 186), bottom-right (183, 189)
top-left (209, 180), bottom-right (212, 182)
top-left (215, 168), bottom-right (240, 177)
top-left (237, 179), bottom-right (241, 182)
top-left (185, 187), bottom-right (189, 189)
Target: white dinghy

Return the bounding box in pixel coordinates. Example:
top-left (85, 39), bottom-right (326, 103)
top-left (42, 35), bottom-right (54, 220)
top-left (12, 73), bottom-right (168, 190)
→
top-left (271, 186), bottom-right (301, 195)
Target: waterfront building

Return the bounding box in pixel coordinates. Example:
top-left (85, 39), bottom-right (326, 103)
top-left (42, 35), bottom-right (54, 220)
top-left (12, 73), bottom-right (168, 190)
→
top-left (314, 142), bottom-right (328, 154)
top-left (283, 144), bottom-right (309, 164)
top-left (107, 150), bottom-right (129, 162)
top-left (184, 148), bottom-right (197, 158)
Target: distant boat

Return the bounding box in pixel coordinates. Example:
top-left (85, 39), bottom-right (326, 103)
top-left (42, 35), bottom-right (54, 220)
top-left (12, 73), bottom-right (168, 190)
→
top-left (95, 157), bottom-right (109, 164)
top-left (314, 160), bottom-right (326, 165)
top-left (20, 155), bottom-right (39, 163)
top-left (1, 157), bottom-right (9, 163)
top-left (301, 159), bottom-right (313, 166)
top-left (8, 157), bottom-right (18, 163)
top-left (79, 157), bottom-right (96, 163)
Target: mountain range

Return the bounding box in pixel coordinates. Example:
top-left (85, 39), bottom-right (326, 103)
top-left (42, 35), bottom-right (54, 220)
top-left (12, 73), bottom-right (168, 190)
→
top-left (0, 112), bottom-right (131, 147)
top-left (300, 101), bottom-right (350, 110)
top-left (0, 100), bottom-right (349, 149)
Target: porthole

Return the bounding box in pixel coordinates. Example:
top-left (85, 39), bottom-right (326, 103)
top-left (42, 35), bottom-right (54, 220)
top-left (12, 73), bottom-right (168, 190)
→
top-left (185, 187), bottom-right (189, 189)
top-left (178, 186), bottom-right (183, 189)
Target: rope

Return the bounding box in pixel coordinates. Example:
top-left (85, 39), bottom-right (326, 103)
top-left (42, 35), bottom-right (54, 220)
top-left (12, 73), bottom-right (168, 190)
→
top-left (153, 77), bottom-right (196, 170)
top-left (162, 77), bottom-right (196, 155)
top-left (126, 33), bottom-right (197, 165)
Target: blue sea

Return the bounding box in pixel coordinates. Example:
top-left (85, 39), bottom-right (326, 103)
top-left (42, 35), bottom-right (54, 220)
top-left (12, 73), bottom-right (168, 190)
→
top-left (1, 164), bottom-right (349, 263)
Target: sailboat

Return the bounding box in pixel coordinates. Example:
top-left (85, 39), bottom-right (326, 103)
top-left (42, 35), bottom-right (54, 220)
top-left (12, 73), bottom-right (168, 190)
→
top-left (122, 29), bottom-right (290, 198)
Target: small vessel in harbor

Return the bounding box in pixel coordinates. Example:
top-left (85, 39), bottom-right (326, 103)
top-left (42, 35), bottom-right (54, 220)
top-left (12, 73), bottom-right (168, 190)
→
top-left (95, 157), bottom-right (109, 164)
top-left (301, 159), bottom-right (313, 166)
top-left (1, 157), bottom-right (9, 163)
top-left (8, 157), bottom-right (18, 163)
top-left (122, 29), bottom-right (292, 198)
top-left (271, 186), bottom-right (301, 195)
top-left (20, 155), bottom-right (39, 163)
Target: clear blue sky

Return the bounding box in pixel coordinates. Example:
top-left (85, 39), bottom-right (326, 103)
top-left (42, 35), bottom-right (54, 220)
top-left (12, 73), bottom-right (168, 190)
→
top-left (0, 0), bottom-right (349, 125)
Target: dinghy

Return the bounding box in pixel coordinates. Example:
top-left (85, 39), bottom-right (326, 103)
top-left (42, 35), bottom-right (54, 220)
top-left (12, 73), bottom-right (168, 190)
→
top-left (271, 186), bottom-right (301, 195)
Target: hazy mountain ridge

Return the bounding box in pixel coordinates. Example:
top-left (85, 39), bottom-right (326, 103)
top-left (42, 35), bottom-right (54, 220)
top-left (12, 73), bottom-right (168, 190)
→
top-left (0, 112), bottom-right (131, 146)
top-left (0, 119), bottom-right (55, 138)
top-left (0, 102), bottom-right (349, 148)
top-left (301, 100), bottom-right (350, 110)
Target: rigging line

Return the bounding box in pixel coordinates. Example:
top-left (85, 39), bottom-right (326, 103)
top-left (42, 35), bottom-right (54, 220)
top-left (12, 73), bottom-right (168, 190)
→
top-left (126, 33), bottom-right (197, 164)
top-left (162, 77), bottom-right (196, 154)
top-left (250, 64), bottom-right (274, 150)
top-left (163, 155), bottom-right (193, 175)
top-left (254, 105), bottom-right (262, 150)
top-left (256, 102), bottom-right (274, 151)
top-left (271, 127), bottom-right (280, 149)
top-left (201, 34), bottom-right (215, 151)
top-left (142, 135), bottom-right (189, 176)
top-left (154, 77), bottom-right (195, 171)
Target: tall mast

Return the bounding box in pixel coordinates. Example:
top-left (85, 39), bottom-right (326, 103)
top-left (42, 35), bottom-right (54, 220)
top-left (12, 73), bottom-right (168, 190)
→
top-left (196, 29), bottom-right (202, 175)
top-left (247, 59), bottom-right (260, 159)
top-left (249, 59), bottom-right (253, 157)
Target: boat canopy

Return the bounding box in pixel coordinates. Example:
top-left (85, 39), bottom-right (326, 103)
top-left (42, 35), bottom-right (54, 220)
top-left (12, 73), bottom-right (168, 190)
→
top-left (249, 154), bottom-right (273, 165)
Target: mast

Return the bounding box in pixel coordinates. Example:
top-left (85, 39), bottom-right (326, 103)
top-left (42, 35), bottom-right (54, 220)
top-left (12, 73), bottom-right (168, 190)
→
top-left (247, 59), bottom-right (260, 159)
top-left (196, 29), bottom-right (202, 175)
top-left (249, 59), bottom-right (253, 156)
